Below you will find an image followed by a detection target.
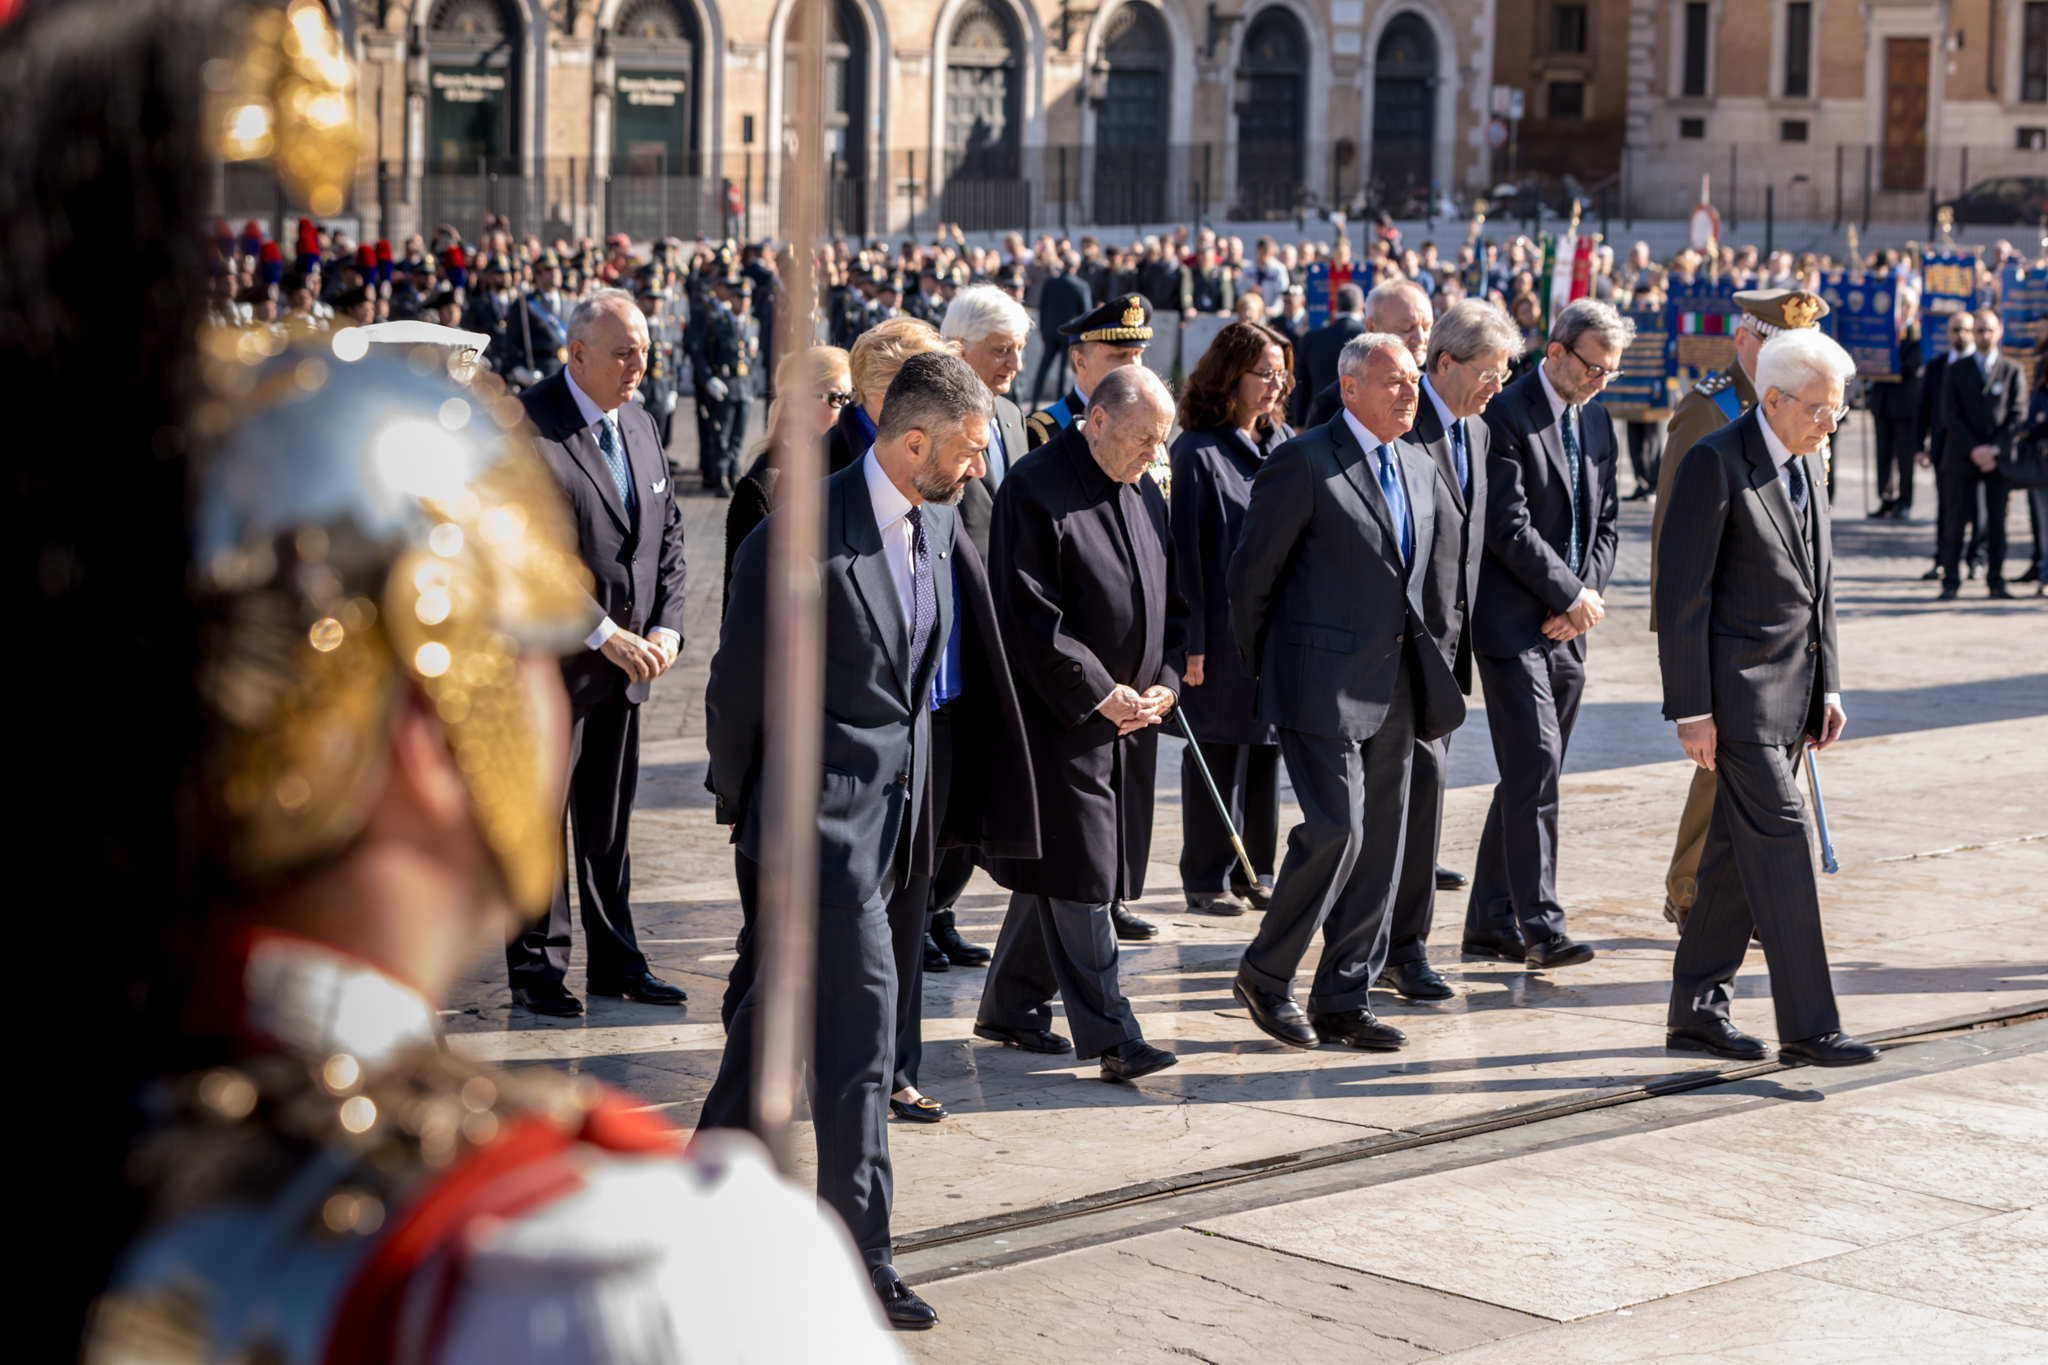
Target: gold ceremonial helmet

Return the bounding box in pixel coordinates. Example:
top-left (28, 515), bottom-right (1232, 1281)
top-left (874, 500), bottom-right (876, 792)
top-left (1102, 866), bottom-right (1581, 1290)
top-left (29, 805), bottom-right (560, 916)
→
top-left (193, 335), bottom-right (597, 910)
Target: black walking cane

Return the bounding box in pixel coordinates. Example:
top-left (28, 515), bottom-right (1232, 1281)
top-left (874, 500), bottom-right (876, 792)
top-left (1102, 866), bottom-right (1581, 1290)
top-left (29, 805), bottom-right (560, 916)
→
top-left (1175, 706), bottom-right (1261, 892)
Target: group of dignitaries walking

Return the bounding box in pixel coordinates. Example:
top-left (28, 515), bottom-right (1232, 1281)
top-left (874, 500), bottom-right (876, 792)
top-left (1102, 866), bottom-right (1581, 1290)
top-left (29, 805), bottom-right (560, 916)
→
top-left (514, 270), bottom-right (1882, 1332)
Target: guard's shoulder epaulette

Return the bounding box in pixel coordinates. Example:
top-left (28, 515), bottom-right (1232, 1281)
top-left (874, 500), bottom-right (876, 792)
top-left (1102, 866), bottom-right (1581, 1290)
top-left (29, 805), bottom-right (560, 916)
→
top-left (1696, 370), bottom-right (1733, 394)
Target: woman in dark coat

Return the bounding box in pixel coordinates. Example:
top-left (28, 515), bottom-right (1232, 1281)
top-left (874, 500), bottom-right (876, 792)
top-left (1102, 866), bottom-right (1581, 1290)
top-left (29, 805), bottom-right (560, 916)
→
top-left (720, 345), bottom-right (851, 617)
top-left (1167, 321), bottom-right (1295, 913)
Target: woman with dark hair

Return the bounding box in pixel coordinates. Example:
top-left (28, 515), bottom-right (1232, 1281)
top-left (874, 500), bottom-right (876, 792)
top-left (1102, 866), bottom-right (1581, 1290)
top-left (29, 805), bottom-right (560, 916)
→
top-left (1168, 321), bottom-right (1294, 913)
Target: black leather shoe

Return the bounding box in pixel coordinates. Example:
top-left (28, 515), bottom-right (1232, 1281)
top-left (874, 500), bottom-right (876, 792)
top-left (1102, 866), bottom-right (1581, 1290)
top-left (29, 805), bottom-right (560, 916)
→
top-left (1667, 1020), bottom-right (1769, 1060)
top-left (1233, 974), bottom-right (1318, 1048)
top-left (1461, 931), bottom-right (1528, 961)
top-left (1099, 1039), bottom-right (1178, 1081)
top-left (1187, 891), bottom-right (1245, 916)
top-left (1524, 934), bottom-right (1596, 969)
top-left (972, 1022), bottom-right (1074, 1054)
top-left (872, 1265), bottom-right (939, 1330)
top-left (1376, 959), bottom-right (1455, 1002)
top-left (2018, 565), bottom-right (2041, 583)
top-left (1779, 1031), bottom-right (1881, 1067)
top-left (890, 1095), bottom-right (947, 1123)
top-left (1937, 582), bottom-right (1960, 600)
top-left (1988, 582), bottom-right (2014, 599)
top-left (586, 970), bottom-right (687, 1005)
top-left (511, 982), bottom-right (583, 1017)
top-left (1110, 900), bottom-right (1158, 940)
top-left (922, 932), bottom-right (951, 974)
top-left (931, 912), bottom-right (990, 966)
top-left (1230, 878), bottom-right (1272, 910)
top-left (1434, 864), bottom-right (1469, 891)
top-left (1920, 565), bottom-right (1942, 580)
top-left (1310, 1009), bottom-right (1408, 1050)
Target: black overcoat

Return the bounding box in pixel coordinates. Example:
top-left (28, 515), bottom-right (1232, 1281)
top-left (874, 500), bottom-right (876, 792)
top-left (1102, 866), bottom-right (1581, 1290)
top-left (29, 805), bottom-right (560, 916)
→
top-left (1167, 425), bottom-right (1285, 746)
top-left (984, 425), bottom-right (1189, 902)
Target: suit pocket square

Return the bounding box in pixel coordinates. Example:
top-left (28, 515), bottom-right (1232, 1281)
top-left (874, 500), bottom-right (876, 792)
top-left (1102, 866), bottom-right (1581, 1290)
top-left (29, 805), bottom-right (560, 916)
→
top-left (651, 478), bottom-right (667, 493)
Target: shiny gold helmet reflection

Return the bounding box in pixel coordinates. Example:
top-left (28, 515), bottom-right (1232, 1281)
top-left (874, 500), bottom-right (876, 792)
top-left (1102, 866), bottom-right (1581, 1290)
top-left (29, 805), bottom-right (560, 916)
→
top-left (194, 340), bottom-right (596, 909)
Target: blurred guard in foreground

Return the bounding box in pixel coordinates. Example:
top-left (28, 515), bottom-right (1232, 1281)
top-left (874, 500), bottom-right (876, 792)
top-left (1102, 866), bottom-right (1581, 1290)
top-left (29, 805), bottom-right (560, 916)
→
top-left (0, 3), bottom-right (898, 1360)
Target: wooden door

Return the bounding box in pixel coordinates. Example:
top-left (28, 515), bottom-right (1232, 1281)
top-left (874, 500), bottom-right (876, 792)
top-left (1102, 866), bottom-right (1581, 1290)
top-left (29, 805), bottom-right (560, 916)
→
top-left (1883, 38), bottom-right (1928, 190)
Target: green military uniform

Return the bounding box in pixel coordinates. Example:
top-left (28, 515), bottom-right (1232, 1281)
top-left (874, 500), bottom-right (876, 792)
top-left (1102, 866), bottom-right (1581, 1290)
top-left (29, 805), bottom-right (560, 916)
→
top-left (1025, 293), bottom-right (1154, 450)
top-left (1652, 287), bottom-right (1828, 926)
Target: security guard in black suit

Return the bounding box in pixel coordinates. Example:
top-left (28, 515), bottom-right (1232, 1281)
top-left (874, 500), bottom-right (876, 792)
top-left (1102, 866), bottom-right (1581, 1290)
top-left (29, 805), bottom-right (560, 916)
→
top-left (690, 270), bottom-right (755, 493)
top-left (1023, 293), bottom-right (1154, 450)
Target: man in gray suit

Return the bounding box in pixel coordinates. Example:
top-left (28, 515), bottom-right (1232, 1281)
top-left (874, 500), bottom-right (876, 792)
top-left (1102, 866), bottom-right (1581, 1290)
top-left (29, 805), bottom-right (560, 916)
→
top-left (1657, 328), bottom-right (1878, 1068)
top-left (1225, 333), bottom-right (1465, 1051)
top-left (1377, 301), bottom-right (1518, 1002)
top-left (702, 351), bottom-right (994, 1328)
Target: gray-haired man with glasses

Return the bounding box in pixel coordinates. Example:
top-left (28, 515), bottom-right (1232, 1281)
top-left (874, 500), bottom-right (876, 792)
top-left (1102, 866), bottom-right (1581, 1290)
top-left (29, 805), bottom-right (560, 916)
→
top-left (1463, 299), bottom-right (1630, 971)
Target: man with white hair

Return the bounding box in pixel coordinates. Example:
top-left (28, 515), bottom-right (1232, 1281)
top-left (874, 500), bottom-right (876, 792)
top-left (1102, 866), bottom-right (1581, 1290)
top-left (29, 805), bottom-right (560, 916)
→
top-left (940, 284), bottom-right (1033, 563)
top-left (978, 364), bottom-right (1189, 1078)
top-left (1656, 328), bottom-right (1877, 1068)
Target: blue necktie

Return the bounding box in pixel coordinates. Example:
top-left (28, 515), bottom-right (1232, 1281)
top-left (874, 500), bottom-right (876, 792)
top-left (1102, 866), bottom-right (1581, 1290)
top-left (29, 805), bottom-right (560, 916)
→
top-left (906, 507), bottom-right (937, 677)
top-left (596, 413), bottom-right (636, 520)
top-left (1784, 456), bottom-right (1809, 515)
top-left (985, 421), bottom-right (1006, 490)
top-left (1448, 418), bottom-right (1470, 499)
top-left (1561, 406), bottom-right (1584, 575)
top-left (1375, 444), bottom-right (1413, 565)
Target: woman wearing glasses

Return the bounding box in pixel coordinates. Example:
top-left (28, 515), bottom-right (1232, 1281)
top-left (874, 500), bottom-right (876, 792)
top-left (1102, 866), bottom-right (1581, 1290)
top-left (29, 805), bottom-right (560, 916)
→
top-left (1168, 322), bottom-right (1297, 914)
top-left (721, 344), bottom-right (852, 615)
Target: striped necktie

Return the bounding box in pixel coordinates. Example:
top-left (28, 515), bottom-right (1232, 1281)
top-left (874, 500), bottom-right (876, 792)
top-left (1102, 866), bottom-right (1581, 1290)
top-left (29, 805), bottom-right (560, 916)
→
top-left (596, 412), bottom-right (636, 519)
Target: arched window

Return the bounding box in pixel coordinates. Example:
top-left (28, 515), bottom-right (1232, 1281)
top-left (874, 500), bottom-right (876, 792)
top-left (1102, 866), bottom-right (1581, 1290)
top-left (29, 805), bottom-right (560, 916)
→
top-left (426, 0), bottom-right (518, 167)
top-left (1235, 8), bottom-right (1307, 217)
top-left (947, 1), bottom-right (1021, 176)
top-left (1372, 14), bottom-right (1438, 212)
top-left (611, 0), bottom-right (699, 177)
top-left (1093, 3), bottom-right (1170, 226)
top-left (785, 0), bottom-right (869, 235)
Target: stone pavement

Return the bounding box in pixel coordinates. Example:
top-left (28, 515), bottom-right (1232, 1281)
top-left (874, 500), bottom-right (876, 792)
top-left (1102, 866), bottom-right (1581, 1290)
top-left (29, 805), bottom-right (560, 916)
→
top-left (440, 408), bottom-right (2044, 1355)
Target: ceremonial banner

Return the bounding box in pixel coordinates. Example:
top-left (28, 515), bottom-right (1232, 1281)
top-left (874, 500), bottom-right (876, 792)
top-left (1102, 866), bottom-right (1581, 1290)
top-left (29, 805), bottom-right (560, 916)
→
top-left (1918, 248), bottom-right (1979, 362)
top-left (1603, 304), bottom-right (1678, 417)
top-left (1817, 268), bottom-right (1901, 379)
top-left (1303, 260), bottom-right (1367, 330)
top-left (1998, 265), bottom-right (2048, 391)
top-left (1669, 276), bottom-right (1739, 379)
top-left (1546, 230), bottom-right (1577, 332)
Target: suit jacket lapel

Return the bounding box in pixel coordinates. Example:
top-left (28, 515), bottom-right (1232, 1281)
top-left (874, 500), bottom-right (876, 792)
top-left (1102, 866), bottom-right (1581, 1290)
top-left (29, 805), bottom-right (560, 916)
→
top-left (1410, 396), bottom-right (1469, 515)
top-left (1742, 415), bottom-right (1814, 591)
top-left (555, 378), bottom-right (632, 534)
top-left (1396, 439), bottom-right (1434, 591)
top-left (1805, 448), bottom-right (1830, 593)
top-left (1330, 416), bottom-right (1403, 565)
top-left (843, 470), bottom-right (913, 700)
top-left (1528, 380), bottom-right (1575, 492)
top-left (619, 406), bottom-right (664, 537)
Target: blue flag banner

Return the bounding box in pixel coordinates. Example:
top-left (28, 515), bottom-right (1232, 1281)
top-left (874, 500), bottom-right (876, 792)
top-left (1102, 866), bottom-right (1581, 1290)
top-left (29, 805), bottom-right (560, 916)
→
top-left (1668, 276), bottom-right (1739, 380)
top-left (1999, 265), bottom-right (2048, 391)
top-left (1818, 269), bottom-right (1901, 379)
top-left (1603, 304), bottom-right (1678, 416)
top-left (1303, 261), bottom-right (1371, 331)
top-left (1919, 248), bottom-right (1979, 363)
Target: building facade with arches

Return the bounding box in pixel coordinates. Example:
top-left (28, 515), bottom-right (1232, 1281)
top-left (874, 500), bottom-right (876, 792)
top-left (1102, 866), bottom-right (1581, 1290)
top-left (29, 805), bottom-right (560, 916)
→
top-left (343, 0), bottom-right (1496, 240)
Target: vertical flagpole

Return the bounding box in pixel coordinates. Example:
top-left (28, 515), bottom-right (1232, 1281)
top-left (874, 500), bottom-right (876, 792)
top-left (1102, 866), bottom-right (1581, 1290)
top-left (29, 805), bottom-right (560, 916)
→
top-left (753, 0), bottom-right (829, 1176)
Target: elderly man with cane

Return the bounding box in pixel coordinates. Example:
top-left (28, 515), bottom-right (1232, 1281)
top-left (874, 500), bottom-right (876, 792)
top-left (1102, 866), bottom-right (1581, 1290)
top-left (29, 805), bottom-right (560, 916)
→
top-left (1657, 327), bottom-right (1879, 1067)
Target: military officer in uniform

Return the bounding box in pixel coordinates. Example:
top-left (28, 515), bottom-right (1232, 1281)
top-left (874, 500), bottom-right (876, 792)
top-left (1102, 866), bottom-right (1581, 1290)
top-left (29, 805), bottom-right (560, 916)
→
top-left (1651, 287), bottom-right (1829, 928)
top-left (1023, 293), bottom-right (1155, 450)
top-left (636, 274), bottom-right (684, 450)
top-left (690, 270), bottom-right (756, 494)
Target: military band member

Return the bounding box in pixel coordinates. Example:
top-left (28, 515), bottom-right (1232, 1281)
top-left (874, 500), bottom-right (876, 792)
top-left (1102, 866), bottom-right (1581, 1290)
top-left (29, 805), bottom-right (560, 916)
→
top-left (636, 275), bottom-right (684, 450)
top-left (691, 270), bottom-right (757, 494)
top-left (1023, 293), bottom-right (1154, 450)
top-left (1650, 287), bottom-right (1828, 929)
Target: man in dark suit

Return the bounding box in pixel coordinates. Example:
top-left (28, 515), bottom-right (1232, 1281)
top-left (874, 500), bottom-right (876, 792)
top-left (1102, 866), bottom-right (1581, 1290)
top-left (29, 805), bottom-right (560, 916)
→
top-left (977, 365), bottom-right (1188, 1082)
top-left (1029, 256), bottom-right (1092, 408)
top-left (1938, 307), bottom-right (2025, 598)
top-left (690, 271), bottom-right (756, 494)
top-left (1865, 292), bottom-right (1921, 519)
top-left (1291, 283), bottom-right (1368, 427)
top-left (508, 289), bottom-right (690, 1017)
top-left (1464, 299), bottom-right (1628, 970)
top-left (703, 352), bottom-right (995, 1329)
top-left (1917, 311), bottom-right (1981, 579)
top-left (1657, 329), bottom-right (1878, 1068)
top-left (1224, 333), bottom-right (1464, 1052)
top-left (1377, 301), bottom-right (1517, 1002)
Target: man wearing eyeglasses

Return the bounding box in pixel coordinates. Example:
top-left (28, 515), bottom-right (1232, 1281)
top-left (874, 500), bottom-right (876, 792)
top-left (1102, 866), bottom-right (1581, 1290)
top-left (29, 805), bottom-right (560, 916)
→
top-left (1655, 328), bottom-right (1878, 1068)
top-left (1936, 308), bottom-right (2025, 599)
top-left (1463, 299), bottom-right (1631, 971)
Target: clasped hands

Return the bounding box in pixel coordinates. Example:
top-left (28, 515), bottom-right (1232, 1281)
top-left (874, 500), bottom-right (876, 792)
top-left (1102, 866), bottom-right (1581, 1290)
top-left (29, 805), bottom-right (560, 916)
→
top-left (1540, 589), bottom-right (1607, 643)
top-left (601, 627), bottom-right (677, 683)
top-left (1099, 683), bottom-right (1176, 736)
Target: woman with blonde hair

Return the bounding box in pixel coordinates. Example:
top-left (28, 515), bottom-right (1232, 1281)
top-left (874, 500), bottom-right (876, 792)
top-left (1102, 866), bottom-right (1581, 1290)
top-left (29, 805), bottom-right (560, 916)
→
top-left (721, 344), bottom-right (852, 613)
top-left (1166, 321), bottom-right (1296, 914)
top-left (825, 315), bottom-right (958, 473)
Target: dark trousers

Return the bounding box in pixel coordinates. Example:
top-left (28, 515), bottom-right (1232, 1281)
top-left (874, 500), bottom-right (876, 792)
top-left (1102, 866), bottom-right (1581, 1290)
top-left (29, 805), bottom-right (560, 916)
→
top-left (506, 689), bottom-right (650, 988)
top-left (1937, 459), bottom-right (2012, 584)
top-left (1625, 421), bottom-right (1664, 495)
top-left (1029, 340), bottom-right (1070, 407)
top-left (1669, 739), bottom-right (1841, 1043)
top-left (701, 852), bottom-right (900, 1270)
top-left (1241, 654), bottom-right (1417, 1014)
top-left (1179, 740), bottom-right (1279, 895)
top-left (1467, 642), bottom-right (1585, 946)
top-left (890, 706), bottom-right (960, 1094)
top-left (978, 892), bottom-right (1142, 1059)
top-left (1872, 417), bottom-right (1918, 509)
top-left (1386, 733), bottom-right (1449, 967)
top-left (699, 396), bottom-right (744, 486)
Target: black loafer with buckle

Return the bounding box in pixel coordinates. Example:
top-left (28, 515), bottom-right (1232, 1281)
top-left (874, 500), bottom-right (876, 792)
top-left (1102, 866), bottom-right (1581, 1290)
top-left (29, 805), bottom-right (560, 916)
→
top-left (890, 1095), bottom-right (947, 1123)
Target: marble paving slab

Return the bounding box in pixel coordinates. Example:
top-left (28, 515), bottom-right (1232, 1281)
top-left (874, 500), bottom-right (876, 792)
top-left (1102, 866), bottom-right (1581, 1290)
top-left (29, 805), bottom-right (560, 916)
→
top-left (1789, 1206), bottom-right (2048, 1331)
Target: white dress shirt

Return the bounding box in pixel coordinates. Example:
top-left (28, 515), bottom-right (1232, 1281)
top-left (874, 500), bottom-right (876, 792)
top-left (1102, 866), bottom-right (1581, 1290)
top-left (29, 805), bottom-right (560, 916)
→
top-left (1673, 412), bottom-right (1839, 726)
top-left (569, 372), bottom-right (681, 656)
top-left (1535, 361), bottom-right (1596, 611)
top-left (862, 447), bottom-right (918, 622)
top-left (1421, 375), bottom-right (1459, 447)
